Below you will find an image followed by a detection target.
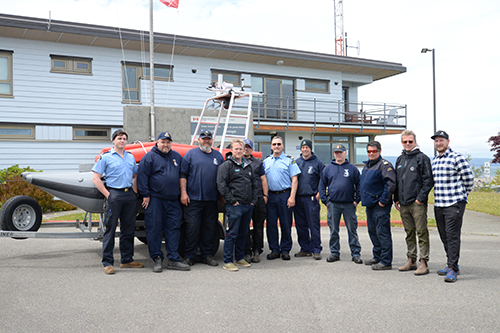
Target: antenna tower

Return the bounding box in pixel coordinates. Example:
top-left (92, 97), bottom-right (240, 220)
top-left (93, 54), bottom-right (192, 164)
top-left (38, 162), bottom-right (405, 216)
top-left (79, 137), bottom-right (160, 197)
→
top-left (333, 0), bottom-right (344, 56)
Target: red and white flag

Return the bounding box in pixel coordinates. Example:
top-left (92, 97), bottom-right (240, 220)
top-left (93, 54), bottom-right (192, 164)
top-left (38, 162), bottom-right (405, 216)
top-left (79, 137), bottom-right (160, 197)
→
top-left (159, 0), bottom-right (179, 8)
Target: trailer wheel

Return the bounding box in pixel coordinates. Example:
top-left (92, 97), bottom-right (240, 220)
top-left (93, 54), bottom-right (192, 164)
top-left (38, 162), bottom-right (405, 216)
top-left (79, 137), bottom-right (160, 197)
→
top-left (0, 196), bottom-right (42, 237)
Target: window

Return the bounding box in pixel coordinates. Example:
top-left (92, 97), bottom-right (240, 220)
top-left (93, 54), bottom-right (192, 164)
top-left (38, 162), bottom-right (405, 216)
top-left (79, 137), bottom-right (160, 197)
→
top-left (211, 71), bottom-right (240, 85)
top-left (252, 76), bottom-right (295, 120)
top-left (0, 124), bottom-right (35, 139)
top-left (305, 79), bottom-right (329, 93)
top-left (0, 51), bottom-right (13, 97)
top-left (354, 136), bottom-right (371, 165)
top-left (73, 127), bottom-right (110, 141)
top-left (143, 64), bottom-right (173, 81)
top-left (50, 55), bottom-right (92, 75)
top-left (313, 135), bottom-right (350, 164)
top-left (122, 64), bottom-right (141, 103)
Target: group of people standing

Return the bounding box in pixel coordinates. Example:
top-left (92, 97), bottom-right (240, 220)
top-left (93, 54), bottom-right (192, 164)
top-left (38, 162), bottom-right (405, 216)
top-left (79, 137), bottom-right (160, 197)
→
top-left (91, 128), bottom-right (473, 282)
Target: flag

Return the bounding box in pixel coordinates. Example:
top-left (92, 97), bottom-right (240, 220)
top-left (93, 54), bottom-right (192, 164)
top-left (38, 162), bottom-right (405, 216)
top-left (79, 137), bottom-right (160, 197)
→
top-left (159, 0), bottom-right (179, 8)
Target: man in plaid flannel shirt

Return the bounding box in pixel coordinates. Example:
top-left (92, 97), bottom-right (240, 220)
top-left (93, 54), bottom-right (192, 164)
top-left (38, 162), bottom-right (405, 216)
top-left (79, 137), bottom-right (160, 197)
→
top-left (431, 130), bottom-right (473, 283)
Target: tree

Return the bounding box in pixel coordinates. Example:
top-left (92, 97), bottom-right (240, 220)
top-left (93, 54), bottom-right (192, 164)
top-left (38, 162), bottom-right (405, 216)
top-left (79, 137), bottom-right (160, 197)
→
top-left (488, 132), bottom-right (500, 164)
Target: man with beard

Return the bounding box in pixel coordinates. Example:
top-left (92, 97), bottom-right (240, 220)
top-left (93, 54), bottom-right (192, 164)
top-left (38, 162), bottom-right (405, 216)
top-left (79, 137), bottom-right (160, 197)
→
top-left (431, 130), bottom-right (473, 283)
top-left (137, 132), bottom-right (190, 273)
top-left (180, 130), bottom-right (224, 267)
top-left (217, 139), bottom-right (258, 271)
top-left (242, 139), bottom-right (268, 263)
top-left (394, 130), bottom-right (434, 275)
top-left (92, 129), bottom-right (144, 274)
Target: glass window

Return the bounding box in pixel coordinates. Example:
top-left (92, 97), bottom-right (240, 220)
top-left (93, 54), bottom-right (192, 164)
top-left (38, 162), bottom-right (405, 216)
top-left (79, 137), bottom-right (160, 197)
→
top-left (122, 64), bottom-right (140, 103)
top-left (355, 136), bottom-right (369, 143)
top-left (211, 71), bottom-right (240, 85)
top-left (305, 79), bottom-right (329, 93)
top-left (354, 143), bottom-right (368, 165)
top-left (50, 56), bottom-right (92, 75)
top-left (0, 125), bottom-right (34, 139)
top-left (315, 142), bottom-right (331, 164)
top-left (0, 52), bottom-right (13, 97)
top-left (143, 64), bottom-right (173, 81)
top-left (73, 127), bottom-right (110, 141)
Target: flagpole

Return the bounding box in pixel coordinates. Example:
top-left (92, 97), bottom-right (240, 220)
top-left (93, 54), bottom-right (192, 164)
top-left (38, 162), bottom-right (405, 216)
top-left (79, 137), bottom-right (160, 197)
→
top-left (149, 0), bottom-right (155, 141)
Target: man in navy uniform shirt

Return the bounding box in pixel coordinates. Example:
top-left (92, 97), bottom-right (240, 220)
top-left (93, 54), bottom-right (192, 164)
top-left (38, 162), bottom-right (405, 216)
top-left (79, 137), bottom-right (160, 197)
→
top-left (294, 139), bottom-right (324, 260)
top-left (263, 136), bottom-right (301, 261)
top-left (180, 130), bottom-right (224, 267)
top-left (92, 129), bottom-right (144, 275)
top-left (137, 132), bottom-right (190, 273)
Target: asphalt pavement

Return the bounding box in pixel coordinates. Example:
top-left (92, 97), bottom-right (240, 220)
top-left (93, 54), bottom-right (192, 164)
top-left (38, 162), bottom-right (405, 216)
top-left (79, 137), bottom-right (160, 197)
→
top-left (2, 208), bottom-right (500, 332)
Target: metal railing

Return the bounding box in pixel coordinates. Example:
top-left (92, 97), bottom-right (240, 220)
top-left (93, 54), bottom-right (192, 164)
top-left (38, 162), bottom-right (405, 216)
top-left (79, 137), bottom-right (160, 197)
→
top-left (240, 94), bottom-right (407, 132)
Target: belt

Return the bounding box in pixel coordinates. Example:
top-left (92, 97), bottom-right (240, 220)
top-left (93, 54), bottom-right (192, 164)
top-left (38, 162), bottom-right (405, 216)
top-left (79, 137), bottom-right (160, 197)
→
top-left (269, 188), bottom-right (291, 194)
top-left (108, 187), bottom-right (133, 192)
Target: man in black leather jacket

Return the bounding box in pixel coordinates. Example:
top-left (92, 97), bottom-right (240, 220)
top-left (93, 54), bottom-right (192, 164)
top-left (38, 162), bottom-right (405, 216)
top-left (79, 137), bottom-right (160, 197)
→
top-left (394, 130), bottom-right (434, 275)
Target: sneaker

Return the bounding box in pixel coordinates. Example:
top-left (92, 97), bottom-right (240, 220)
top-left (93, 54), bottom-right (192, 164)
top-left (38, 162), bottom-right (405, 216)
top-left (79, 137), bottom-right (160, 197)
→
top-left (235, 259), bottom-right (251, 267)
top-left (326, 255), bottom-right (340, 263)
top-left (119, 261), bottom-right (144, 268)
top-left (313, 253), bottom-right (322, 260)
top-left (153, 257), bottom-right (162, 273)
top-left (166, 260), bottom-right (191, 271)
top-left (104, 266), bottom-right (115, 275)
top-left (444, 269), bottom-right (458, 282)
top-left (294, 251), bottom-right (312, 257)
top-left (372, 263), bottom-right (392, 270)
top-left (437, 265), bottom-right (460, 276)
top-left (201, 256), bottom-right (218, 267)
top-left (223, 263), bottom-right (239, 271)
top-left (352, 256), bottom-right (363, 264)
top-left (365, 258), bottom-right (380, 265)
top-left (267, 252), bottom-right (280, 260)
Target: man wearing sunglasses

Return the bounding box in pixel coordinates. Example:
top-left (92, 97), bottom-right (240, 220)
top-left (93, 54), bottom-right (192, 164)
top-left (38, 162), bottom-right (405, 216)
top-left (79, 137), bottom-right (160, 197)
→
top-left (263, 136), bottom-right (301, 260)
top-left (360, 141), bottom-right (396, 270)
top-left (394, 130), bottom-right (434, 275)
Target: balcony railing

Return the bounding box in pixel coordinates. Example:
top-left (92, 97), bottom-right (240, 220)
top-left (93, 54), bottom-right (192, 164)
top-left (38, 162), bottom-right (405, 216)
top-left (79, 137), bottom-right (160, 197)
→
top-left (234, 94), bottom-right (407, 132)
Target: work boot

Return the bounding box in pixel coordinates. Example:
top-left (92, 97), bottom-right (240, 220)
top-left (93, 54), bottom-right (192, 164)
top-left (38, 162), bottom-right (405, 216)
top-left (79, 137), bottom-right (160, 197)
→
top-left (398, 257), bottom-right (417, 271)
top-left (153, 257), bottom-right (162, 273)
top-left (414, 259), bottom-right (429, 275)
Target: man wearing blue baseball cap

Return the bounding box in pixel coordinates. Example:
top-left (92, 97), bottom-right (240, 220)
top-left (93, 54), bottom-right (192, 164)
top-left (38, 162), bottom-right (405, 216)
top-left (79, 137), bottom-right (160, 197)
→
top-left (180, 130), bottom-right (224, 267)
top-left (137, 131), bottom-right (190, 273)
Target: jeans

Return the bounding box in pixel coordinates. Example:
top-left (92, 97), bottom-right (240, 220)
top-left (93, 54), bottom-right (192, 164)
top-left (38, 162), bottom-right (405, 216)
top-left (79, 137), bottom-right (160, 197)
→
top-left (102, 189), bottom-right (137, 267)
top-left (144, 197), bottom-right (183, 262)
top-left (327, 201), bottom-right (361, 257)
top-left (434, 201), bottom-right (466, 272)
top-left (224, 204), bottom-right (254, 263)
top-left (294, 195), bottom-right (322, 254)
top-left (400, 201), bottom-right (429, 261)
top-left (365, 204), bottom-right (393, 266)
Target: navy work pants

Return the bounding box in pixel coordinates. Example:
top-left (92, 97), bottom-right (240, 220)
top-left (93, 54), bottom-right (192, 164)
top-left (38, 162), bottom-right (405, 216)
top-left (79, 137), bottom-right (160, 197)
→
top-left (183, 200), bottom-right (218, 260)
top-left (224, 203), bottom-right (253, 263)
top-left (294, 195), bottom-right (322, 254)
top-left (244, 197), bottom-right (266, 255)
top-left (266, 190), bottom-right (294, 254)
top-left (144, 197), bottom-right (183, 262)
top-left (102, 189), bottom-right (137, 267)
top-left (366, 204), bottom-right (393, 266)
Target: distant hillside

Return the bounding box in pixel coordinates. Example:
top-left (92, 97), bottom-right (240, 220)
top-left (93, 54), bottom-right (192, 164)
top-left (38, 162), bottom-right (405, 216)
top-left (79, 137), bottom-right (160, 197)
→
top-left (385, 156), bottom-right (499, 176)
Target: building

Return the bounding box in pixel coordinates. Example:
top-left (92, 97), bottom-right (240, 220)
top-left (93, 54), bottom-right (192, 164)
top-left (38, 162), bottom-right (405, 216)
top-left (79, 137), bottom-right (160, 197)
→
top-left (0, 13), bottom-right (406, 171)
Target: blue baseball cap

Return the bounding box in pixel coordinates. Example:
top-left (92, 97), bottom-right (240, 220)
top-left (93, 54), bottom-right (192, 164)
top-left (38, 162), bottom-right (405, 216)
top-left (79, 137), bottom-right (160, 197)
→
top-left (158, 132), bottom-right (172, 141)
top-left (199, 130), bottom-right (213, 139)
top-left (243, 139), bottom-right (254, 149)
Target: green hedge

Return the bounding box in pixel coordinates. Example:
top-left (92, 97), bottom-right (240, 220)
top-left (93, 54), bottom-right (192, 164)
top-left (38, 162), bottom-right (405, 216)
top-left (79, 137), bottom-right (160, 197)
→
top-left (0, 165), bottom-right (77, 213)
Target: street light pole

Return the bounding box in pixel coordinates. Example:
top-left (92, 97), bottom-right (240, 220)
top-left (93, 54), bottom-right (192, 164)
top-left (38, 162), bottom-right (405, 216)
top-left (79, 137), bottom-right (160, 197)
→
top-left (421, 48), bottom-right (436, 156)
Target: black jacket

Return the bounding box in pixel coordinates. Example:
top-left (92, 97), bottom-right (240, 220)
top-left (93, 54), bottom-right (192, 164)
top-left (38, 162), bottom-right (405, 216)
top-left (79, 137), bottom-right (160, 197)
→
top-left (394, 148), bottom-right (434, 205)
top-left (217, 155), bottom-right (258, 206)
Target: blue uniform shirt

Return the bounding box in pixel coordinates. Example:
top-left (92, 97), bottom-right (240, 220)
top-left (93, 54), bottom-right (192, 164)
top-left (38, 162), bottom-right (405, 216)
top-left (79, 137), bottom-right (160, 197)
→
top-left (92, 148), bottom-right (138, 189)
top-left (263, 152), bottom-right (301, 191)
top-left (180, 147), bottom-right (224, 201)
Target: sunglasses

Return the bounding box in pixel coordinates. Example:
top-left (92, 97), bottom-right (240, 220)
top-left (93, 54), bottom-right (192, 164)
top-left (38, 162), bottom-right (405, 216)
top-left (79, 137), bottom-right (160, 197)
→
top-left (272, 143), bottom-right (282, 146)
top-left (402, 140), bottom-right (414, 144)
top-left (367, 149), bottom-right (379, 154)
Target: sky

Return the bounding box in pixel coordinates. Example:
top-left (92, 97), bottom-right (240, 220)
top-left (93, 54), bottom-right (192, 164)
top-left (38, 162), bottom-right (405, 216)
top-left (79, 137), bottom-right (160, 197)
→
top-left (3, 0), bottom-right (499, 160)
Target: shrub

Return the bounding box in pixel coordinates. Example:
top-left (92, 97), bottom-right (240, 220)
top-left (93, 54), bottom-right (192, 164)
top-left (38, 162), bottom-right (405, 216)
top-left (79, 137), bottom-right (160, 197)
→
top-left (0, 165), bottom-right (77, 213)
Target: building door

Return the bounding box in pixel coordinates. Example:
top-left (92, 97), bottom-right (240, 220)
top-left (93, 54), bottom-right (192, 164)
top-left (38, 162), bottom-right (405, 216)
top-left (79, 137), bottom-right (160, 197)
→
top-left (252, 76), bottom-right (294, 119)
